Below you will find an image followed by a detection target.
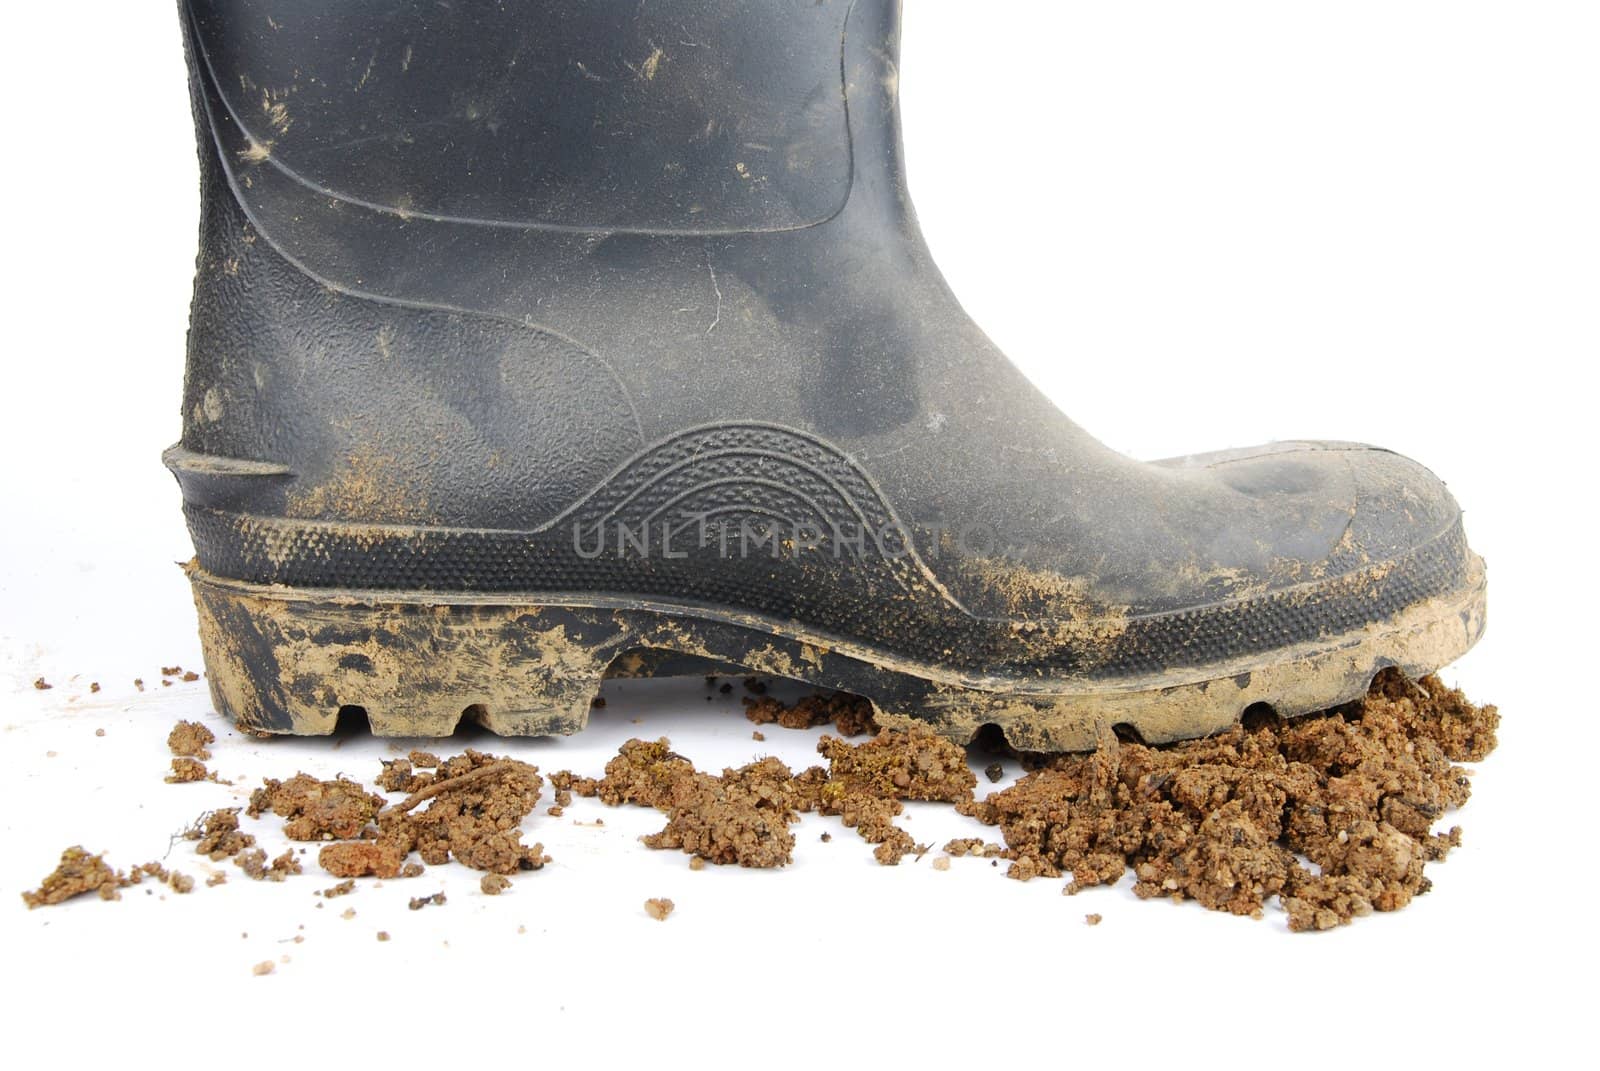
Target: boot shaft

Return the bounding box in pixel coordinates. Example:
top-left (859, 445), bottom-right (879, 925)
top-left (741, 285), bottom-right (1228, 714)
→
top-left (183, 0), bottom-right (873, 235)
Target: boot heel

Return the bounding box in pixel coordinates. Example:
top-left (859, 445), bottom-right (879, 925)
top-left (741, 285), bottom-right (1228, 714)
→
top-left (186, 565), bottom-right (629, 737)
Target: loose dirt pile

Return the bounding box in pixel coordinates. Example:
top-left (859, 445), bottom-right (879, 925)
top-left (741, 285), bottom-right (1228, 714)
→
top-left (22, 670), bottom-right (1497, 932)
top-left (960, 670), bottom-right (1499, 930)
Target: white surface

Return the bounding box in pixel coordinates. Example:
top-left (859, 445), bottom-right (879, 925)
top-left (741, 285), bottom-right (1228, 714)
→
top-left (1, 2), bottom-right (1594, 1064)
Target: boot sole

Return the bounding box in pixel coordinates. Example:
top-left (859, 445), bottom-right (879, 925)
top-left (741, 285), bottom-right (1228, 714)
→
top-left (185, 553), bottom-right (1485, 752)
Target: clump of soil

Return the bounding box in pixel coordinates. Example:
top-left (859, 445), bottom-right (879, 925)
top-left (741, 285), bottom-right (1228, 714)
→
top-left (378, 751), bottom-right (551, 874)
top-left (33, 677), bottom-right (52, 691)
top-left (567, 724), bottom-right (976, 868)
top-left (742, 691), bottom-right (879, 736)
top-left (167, 720), bottom-right (215, 759)
top-left (248, 774), bottom-right (385, 841)
top-left (375, 750), bottom-right (442, 794)
top-left (21, 848), bottom-right (196, 908)
top-left (644, 897), bottom-right (675, 921)
top-left (958, 670), bottom-right (1499, 931)
top-left (943, 838), bottom-right (1008, 858)
top-left (560, 741), bottom-right (801, 867)
top-left (22, 847), bottom-right (123, 907)
top-left (811, 725), bottom-right (977, 864)
top-left (235, 848), bottom-right (302, 882)
top-left (166, 757), bottom-right (228, 784)
top-left (319, 841), bottom-right (407, 879)
top-left (558, 737), bottom-right (696, 808)
top-left (481, 874), bottom-right (511, 895)
top-left (408, 892), bottom-right (446, 910)
top-left (644, 757), bottom-right (803, 868)
top-left (818, 725), bottom-right (976, 803)
top-left (186, 808), bottom-right (255, 860)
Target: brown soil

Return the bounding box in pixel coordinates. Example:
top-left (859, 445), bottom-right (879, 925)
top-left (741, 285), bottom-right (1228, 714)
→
top-left (167, 720), bottom-right (214, 759)
top-left (743, 691), bottom-right (879, 736)
top-left (186, 808), bottom-right (255, 860)
top-left (563, 723), bottom-right (975, 868)
top-left (958, 670), bottom-right (1498, 931)
top-left (644, 897), bottom-right (675, 921)
top-left (248, 774), bottom-right (386, 840)
top-left (234, 848), bottom-right (302, 882)
top-left (380, 751), bottom-right (550, 874)
top-left (811, 725), bottom-right (976, 865)
top-left (21, 670), bottom-right (1497, 933)
top-left (22, 847), bottom-right (122, 907)
top-left (20, 849), bottom-right (197, 908)
top-left (166, 757), bottom-right (217, 783)
top-left (644, 757), bottom-right (802, 868)
top-left (319, 841), bottom-right (406, 879)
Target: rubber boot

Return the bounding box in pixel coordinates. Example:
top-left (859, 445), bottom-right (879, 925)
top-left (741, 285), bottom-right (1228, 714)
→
top-left (169, 0), bottom-right (1485, 750)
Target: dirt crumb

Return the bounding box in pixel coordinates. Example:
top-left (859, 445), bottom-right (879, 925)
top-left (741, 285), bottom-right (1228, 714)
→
top-left (644, 897), bottom-right (675, 921)
top-left (166, 757), bottom-right (222, 784)
top-left (167, 720), bottom-right (215, 759)
top-left (481, 873), bottom-right (511, 895)
top-left (252, 960), bottom-right (275, 976)
top-left (233, 848), bottom-right (301, 882)
top-left (130, 861), bottom-right (195, 894)
top-left (1085, 913), bottom-right (1102, 926)
top-left (408, 891), bottom-right (446, 910)
top-left (319, 841), bottom-right (406, 879)
top-left (33, 677), bottom-right (52, 691)
top-left (186, 808), bottom-right (255, 860)
top-left (944, 838), bottom-right (1009, 858)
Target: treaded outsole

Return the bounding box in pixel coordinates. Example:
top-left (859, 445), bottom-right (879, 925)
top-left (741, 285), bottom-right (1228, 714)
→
top-left (186, 556), bottom-right (1486, 752)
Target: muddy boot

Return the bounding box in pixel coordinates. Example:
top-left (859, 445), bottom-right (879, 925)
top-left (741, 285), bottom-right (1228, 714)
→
top-left (169, 0), bottom-right (1484, 749)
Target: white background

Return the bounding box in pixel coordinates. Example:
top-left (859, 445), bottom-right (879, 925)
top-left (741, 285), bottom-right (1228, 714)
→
top-left (2, 2), bottom-right (1594, 1065)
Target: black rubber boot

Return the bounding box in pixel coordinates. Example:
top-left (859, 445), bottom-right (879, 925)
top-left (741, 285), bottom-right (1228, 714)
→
top-left (169, 0), bottom-right (1485, 750)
